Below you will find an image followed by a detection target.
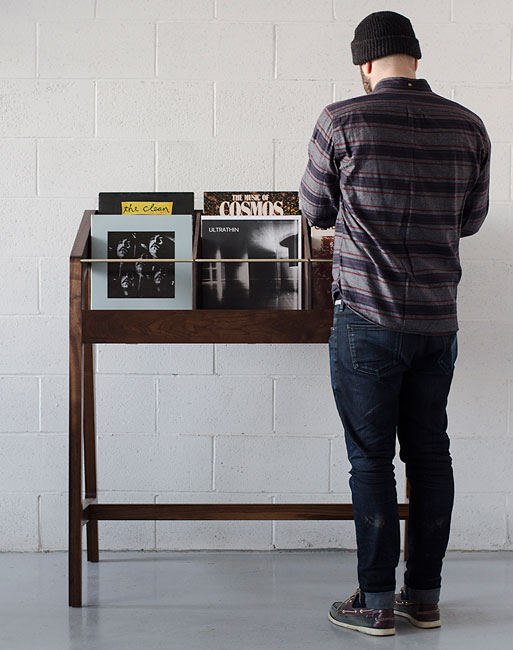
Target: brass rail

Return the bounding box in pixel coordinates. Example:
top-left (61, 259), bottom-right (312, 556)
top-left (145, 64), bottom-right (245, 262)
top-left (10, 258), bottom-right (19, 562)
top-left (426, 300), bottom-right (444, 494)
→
top-left (80, 258), bottom-right (332, 263)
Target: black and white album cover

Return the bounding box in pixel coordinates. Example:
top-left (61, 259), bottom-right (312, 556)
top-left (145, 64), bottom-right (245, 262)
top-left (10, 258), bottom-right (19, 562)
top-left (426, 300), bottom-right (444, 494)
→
top-left (107, 231), bottom-right (175, 299)
top-left (200, 216), bottom-right (302, 310)
top-left (91, 213), bottom-right (193, 310)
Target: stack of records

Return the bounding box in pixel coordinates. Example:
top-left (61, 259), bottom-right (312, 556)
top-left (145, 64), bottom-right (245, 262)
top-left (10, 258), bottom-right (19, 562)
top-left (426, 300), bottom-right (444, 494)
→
top-left (310, 225), bottom-right (335, 309)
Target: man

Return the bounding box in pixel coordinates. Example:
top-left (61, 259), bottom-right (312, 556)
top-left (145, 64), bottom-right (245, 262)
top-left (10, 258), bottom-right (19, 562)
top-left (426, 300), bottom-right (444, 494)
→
top-left (299, 11), bottom-right (491, 637)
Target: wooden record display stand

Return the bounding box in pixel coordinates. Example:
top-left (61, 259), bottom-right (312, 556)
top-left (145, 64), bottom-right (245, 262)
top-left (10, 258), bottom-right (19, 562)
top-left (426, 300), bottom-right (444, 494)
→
top-left (69, 208), bottom-right (410, 607)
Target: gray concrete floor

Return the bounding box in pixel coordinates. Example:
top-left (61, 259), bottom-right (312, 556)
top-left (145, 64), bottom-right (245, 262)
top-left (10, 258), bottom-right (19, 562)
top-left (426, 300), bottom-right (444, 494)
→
top-left (0, 550), bottom-right (512, 649)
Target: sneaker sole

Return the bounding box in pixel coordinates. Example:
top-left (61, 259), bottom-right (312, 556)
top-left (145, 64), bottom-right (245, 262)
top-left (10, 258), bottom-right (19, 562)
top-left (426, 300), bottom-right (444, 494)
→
top-left (394, 609), bottom-right (441, 628)
top-left (328, 612), bottom-right (396, 636)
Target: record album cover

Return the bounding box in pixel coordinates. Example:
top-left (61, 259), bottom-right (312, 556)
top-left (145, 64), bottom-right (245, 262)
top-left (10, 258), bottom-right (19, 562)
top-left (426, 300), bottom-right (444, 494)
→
top-left (200, 216), bottom-right (301, 310)
top-left (90, 213), bottom-right (193, 310)
top-left (310, 225), bottom-right (335, 309)
top-left (98, 192), bottom-right (194, 216)
top-left (203, 191), bottom-right (300, 216)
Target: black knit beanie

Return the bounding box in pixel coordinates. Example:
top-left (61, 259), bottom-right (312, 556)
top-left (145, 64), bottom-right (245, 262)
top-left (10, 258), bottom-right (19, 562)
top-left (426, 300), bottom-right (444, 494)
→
top-left (351, 11), bottom-right (421, 65)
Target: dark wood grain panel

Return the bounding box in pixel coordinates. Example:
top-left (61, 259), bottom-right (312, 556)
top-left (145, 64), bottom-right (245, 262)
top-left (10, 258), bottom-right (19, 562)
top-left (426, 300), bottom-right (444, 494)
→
top-left (85, 503), bottom-right (410, 521)
top-left (83, 308), bottom-right (333, 344)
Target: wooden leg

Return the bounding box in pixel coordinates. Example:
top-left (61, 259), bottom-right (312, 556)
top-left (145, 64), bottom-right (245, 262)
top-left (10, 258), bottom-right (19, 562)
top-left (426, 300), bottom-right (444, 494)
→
top-left (69, 259), bottom-right (83, 607)
top-left (84, 342), bottom-right (99, 563)
top-left (69, 333), bottom-right (83, 606)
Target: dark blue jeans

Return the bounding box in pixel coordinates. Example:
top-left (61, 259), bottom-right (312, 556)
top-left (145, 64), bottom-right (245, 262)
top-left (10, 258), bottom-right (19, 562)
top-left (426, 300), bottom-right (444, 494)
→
top-left (329, 299), bottom-right (457, 610)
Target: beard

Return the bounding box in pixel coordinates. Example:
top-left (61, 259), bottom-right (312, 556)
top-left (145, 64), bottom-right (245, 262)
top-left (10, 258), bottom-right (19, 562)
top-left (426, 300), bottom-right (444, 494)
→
top-left (360, 66), bottom-right (372, 94)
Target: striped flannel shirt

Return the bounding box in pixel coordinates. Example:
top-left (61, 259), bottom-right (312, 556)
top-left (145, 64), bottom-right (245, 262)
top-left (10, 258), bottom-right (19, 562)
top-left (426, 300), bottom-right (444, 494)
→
top-left (299, 76), bottom-right (491, 335)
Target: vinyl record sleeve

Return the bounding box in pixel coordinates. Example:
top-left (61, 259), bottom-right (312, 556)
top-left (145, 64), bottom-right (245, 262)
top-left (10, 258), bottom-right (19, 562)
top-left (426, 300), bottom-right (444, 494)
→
top-left (98, 192), bottom-right (194, 216)
top-left (203, 191), bottom-right (299, 216)
top-left (310, 226), bottom-right (335, 309)
top-left (200, 215), bottom-right (302, 310)
top-left (90, 213), bottom-right (193, 310)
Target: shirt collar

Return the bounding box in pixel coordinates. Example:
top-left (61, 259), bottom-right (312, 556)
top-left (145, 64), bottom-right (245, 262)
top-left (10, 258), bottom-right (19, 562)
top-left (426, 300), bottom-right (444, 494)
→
top-left (372, 77), bottom-right (431, 94)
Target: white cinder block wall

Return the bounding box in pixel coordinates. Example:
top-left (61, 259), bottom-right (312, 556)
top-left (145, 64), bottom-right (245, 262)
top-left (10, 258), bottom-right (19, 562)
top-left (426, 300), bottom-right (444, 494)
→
top-left (0, 0), bottom-right (512, 553)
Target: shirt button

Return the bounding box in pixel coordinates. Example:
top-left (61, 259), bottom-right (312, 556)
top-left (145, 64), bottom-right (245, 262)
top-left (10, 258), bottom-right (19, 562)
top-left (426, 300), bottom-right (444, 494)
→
top-left (408, 82), bottom-right (412, 86)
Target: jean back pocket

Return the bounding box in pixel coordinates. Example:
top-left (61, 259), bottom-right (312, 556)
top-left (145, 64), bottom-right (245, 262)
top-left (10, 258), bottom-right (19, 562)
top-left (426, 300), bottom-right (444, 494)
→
top-left (437, 333), bottom-right (458, 374)
top-left (347, 323), bottom-right (403, 376)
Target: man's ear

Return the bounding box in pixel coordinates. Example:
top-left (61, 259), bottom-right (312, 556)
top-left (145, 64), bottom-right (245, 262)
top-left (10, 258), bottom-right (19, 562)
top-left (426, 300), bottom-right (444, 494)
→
top-left (414, 58), bottom-right (418, 71)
